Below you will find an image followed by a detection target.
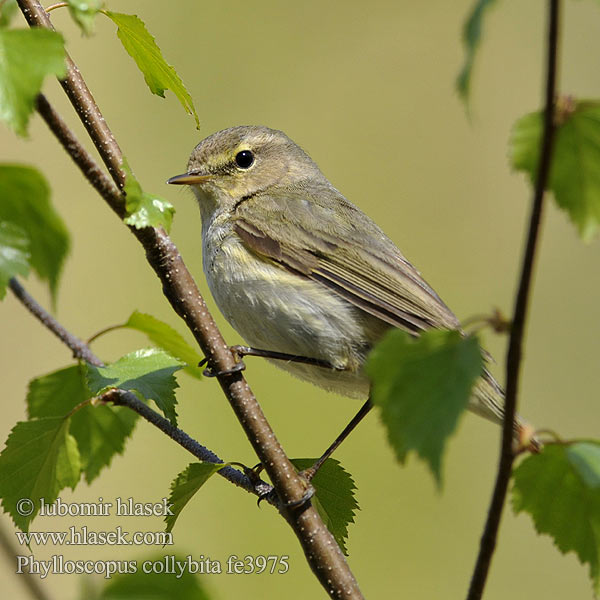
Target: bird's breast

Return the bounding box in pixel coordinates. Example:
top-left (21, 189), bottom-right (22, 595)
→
top-left (200, 215), bottom-right (370, 377)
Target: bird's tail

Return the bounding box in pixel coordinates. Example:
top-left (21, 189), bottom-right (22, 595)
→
top-left (470, 368), bottom-right (541, 452)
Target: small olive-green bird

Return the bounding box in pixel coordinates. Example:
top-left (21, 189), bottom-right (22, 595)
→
top-left (168, 125), bottom-right (528, 447)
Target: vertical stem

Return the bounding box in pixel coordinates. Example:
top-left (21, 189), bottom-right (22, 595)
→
top-left (466, 1), bottom-right (560, 599)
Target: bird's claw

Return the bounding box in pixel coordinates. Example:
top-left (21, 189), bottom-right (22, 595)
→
top-left (198, 356), bottom-right (246, 377)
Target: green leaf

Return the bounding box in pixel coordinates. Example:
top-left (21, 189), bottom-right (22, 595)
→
top-left (291, 458), bottom-right (359, 555)
top-left (123, 311), bottom-right (203, 379)
top-left (121, 159), bottom-right (175, 232)
top-left (0, 165), bottom-right (70, 302)
top-left (366, 329), bottom-right (483, 485)
top-left (0, 0), bottom-right (18, 29)
top-left (27, 365), bottom-right (138, 484)
top-left (0, 28), bottom-right (66, 136)
top-left (0, 221), bottom-right (30, 299)
top-left (103, 11), bottom-right (199, 128)
top-left (456, 0), bottom-right (497, 103)
top-left (96, 555), bottom-right (212, 600)
top-left (164, 462), bottom-right (225, 534)
top-left (0, 417), bottom-right (81, 531)
top-left (66, 0), bottom-right (104, 36)
top-left (512, 442), bottom-right (600, 595)
top-left (510, 101), bottom-right (600, 241)
top-left (87, 348), bottom-right (184, 426)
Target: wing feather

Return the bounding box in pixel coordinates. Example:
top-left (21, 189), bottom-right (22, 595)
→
top-left (233, 184), bottom-right (460, 335)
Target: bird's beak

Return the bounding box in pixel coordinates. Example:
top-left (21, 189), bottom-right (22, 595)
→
top-left (167, 172), bottom-right (213, 185)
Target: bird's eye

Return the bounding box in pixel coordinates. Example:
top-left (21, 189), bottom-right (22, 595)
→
top-left (235, 150), bottom-right (254, 169)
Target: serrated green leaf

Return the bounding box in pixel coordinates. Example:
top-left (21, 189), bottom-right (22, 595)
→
top-left (512, 442), bottom-right (600, 595)
top-left (0, 221), bottom-right (30, 299)
top-left (457, 0), bottom-right (497, 103)
top-left (366, 329), bottom-right (483, 485)
top-left (121, 159), bottom-right (174, 232)
top-left (0, 417), bottom-right (81, 531)
top-left (0, 29), bottom-right (66, 136)
top-left (0, 0), bottom-right (18, 29)
top-left (97, 554), bottom-right (212, 600)
top-left (510, 102), bottom-right (600, 241)
top-left (568, 443), bottom-right (600, 489)
top-left (103, 11), bottom-right (199, 128)
top-left (164, 462), bottom-right (225, 534)
top-left (123, 311), bottom-right (203, 380)
top-left (27, 364), bottom-right (138, 484)
top-left (0, 165), bottom-right (70, 302)
top-left (87, 348), bottom-right (183, 426)
top-left (291, 458), bottom-right (359, 555)
top-left (65, 0), bottom-right (104, 36)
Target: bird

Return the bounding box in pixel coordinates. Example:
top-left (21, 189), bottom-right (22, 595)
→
top-left (168, 125), bottom-right (533, 470)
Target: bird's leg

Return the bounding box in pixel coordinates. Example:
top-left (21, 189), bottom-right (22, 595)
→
top-left (301, 398), bottom-right (373, 482)
top-left (224, 346), bottom-right (373, 477)
top-left (199, 345), bottom-right (344, 377)
top-left (231, 345), bottom-right (344, 369)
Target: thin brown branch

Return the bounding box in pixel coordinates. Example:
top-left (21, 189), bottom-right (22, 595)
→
top-left (9, 277), bottom-right (272, 499)
top-left (17, 0), bottom-right (362, 595)
top-left (101, 389), bottom-right (273, 499)
top-left (35, 94), bottom-right (124, 218)
top-left (9, 278), bottom-right (101, 366)
top-left (466, 1), bottom-right (560, 598)
top-left (0, 523), bottom-right (54, 600)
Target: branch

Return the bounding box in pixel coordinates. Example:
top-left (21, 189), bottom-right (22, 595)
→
top-left (103, 389), bottom-right (272, 499)
top-left (466, 1), bottom-right (560, 598)
top-left (0, 523), bottom-right (54, 600)
top-left (8, 278), bottom-right (101, 366)
top-left (9, 277), bottom-right (272, 499)
top-left (16, 1), bottom-right (362, 595)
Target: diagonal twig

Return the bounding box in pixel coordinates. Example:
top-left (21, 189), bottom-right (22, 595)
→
top-left (15, 1), bottom-right (362, 595)
top-left (9, 277), bottom-right (272, 500)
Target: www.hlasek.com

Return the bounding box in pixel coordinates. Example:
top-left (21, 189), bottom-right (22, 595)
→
top-left (16, 555), bottom-right (291, 579)
top-left (15, 526), bottom-right (173, 546)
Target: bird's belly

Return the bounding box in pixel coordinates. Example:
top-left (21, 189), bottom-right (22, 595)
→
top-left (204, 236), bottom-right (373, 398)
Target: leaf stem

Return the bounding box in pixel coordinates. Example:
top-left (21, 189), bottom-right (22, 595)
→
top-left (87, 323), bottom-right (126, 345)
top-left (466, 1), bottom-right (560, 598)
top-left (44, 2), bottom-right (67, 12)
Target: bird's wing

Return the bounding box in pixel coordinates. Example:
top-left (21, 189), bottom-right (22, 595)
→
top-left (232, 185), bottom-right (460, 335)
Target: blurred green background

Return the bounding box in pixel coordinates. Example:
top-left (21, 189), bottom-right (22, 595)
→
top-left (2, 0), bottom-right (600, 598)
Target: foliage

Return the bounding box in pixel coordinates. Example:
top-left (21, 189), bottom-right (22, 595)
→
top-left (96, 554), bottom-right (212, 600)
top-left (367, 330), bottom-right (483, 485)
top-left (87, 348), bottom-right (184, 426)
top-left (291, 459), bottom-right (359, 555)
top-left (122, 159), bottom-right (175, 232)
top-left (164, 462), bottom-right (226, 534)
top-left (0, 416), bottom-right (81, 532)
top-left (1, 1), bottom-right (600, 597)
top-left (457, 0), bottom-right (498, 103)
top-left (104, 11), bottom-right (199, 128)
top-left (511, 100), bottom-right (600, 241)
top-left (27, 365), bottom-right (138, 483)
top-left (0, 28), bottom-right (66, 136)
top-left (0, 165), bottom-right (70, 302)
top-left (122, 311), bottom-right (204, 379)
top-left (513, 442), bottom-right (600, 594)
